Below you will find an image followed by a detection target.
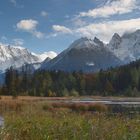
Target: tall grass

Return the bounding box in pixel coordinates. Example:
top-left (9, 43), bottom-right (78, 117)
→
top-left (50, 102), bottom-right (108, 112)
top-left (0, 98), bottom-right (140, 140)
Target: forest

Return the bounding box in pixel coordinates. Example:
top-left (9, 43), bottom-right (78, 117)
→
top-left (2, 59), bottom-right (140, 97)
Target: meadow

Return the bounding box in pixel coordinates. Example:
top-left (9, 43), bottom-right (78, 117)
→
top-left (0, 96), bottom-right (140, 140)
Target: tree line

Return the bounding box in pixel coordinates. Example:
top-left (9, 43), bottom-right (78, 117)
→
top-left (1, 59), bottom-right (140, 97)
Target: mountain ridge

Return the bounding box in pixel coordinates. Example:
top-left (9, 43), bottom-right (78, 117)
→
top-left (0, 43), bottom-right (57, 73)
top-left (107, 30), bottom-right (140, 63)
top-left (1, 29), bottom-right (140, 74)
top-left (41, 36), bottom-right (123, 72)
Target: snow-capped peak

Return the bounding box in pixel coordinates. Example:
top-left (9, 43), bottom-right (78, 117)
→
top-left (0, 44), bottom-right (56, 72)
top-left (107, 29), bottom-right (140, 63)
top-left (41, 36), bottom-right (122, 72)
top-left (112, 33), bottom-right (121, 41)
top-left (108, 33), bottom-right (122, 50)
top-left (69, 37), bottom-right (105, 50)
top-left (93, 37), bottom-right (104, 47)
top-left (12, 45), bottom-right (26, 50)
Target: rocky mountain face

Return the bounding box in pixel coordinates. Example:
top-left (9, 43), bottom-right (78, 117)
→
top-left (107, 30), bottom-right (140, 63)
top-left (0, 44), bottom-right (56, 73)
top-left (41, 30), bottom-right (140, 72)
top-left (1, 29), bottom-right (140, 74)
top-left (41, 37), bottom-right (123, 72)
top-left (19, 57), bottom-right (52, 73)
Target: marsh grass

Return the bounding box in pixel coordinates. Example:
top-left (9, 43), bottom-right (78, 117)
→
top-left (51, 102), bottom-right (108, 112)
top-left (0, 98), bottom-right (140, 140)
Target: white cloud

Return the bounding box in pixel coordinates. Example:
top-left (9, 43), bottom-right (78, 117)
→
top-left (52, 25), bottom-right (72, 34)
top-left (79, 0), bottom-right (138, 18)
top-left (17, 19), bottom-right (38, 31)
top-left (50, 18), bottom-right (140, 42)
top-left (33, 31), bottom-right (44, 39)
top-left (39, 51), bottom-right (57, 60)
top-left (75, 18), bottom-right (140, 42)
top-left (41, 11), bottom-right (48, 17)
top-left (17, 19), bottom-right (44, 39)
top-left (72, 18), bottom-right (87, 27)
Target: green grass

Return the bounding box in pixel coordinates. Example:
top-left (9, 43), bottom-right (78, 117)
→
top-left (0, 100), bottom-right (140, 140)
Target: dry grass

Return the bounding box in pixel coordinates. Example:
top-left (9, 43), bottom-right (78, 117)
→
top-left (0, 100), bottom-right (25, 114)
top-left (0, 96), bottom-right (140, 139)
top-left (49, 102), bottom-right (108, 112)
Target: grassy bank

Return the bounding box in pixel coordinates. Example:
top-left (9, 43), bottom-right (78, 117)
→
top-left (0, 97), bottom-right (140, 140)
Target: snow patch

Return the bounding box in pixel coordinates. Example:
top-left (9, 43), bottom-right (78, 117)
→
top-left (86, 62), bottom-right (95, 66)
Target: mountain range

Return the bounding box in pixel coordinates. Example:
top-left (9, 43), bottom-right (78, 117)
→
top-left (41, 37), bottom-right (122, 72)
top-left (1, 30), bottom-right (140, 75)
top-left (40, 30), bottom-right (140, 72)
top-left (0, 43), bottom-right (57, 73)
top-left (107, 30), bottom-right (140, 63)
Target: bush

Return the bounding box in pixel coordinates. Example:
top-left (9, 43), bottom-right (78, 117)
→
top-left (62, 88), bottom-right (69, 97)
top-left (88, 103), bottom-right (108, 112)
top-left (70, 89), bottom-right (79, 97)
top-left (51, 102), bottom-right (108, 112)
top-left (70, 103), bottom-right (88, 111)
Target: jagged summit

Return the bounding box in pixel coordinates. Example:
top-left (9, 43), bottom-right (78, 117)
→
top-left (108, 33), bottom-right (122, 50)
top-left (41, 37), bottom-right (122, 72)
top-left (93, 37), bottom-right (104, 47)
top-left (0, 44), bottom-right (41, 72)
top-left (69, 37), bottom-right (94, 49)
top-left (0, 44), bottom-right (56, 72)
top-left (68, 37), bottom-right (105, 52)
top-left (112, 33), bottom-right (121, 41)
top-left (108, 29), bottom-right (140, 63)
top-left (42, 30), bottom-right (140, 72)
top-left (1, 29), bottom-right (140, 74)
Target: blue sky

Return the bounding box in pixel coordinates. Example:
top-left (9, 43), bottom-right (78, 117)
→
top-left (0, 0), bottom-right (140, 54)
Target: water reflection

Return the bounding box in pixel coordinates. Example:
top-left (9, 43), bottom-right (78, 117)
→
top-left (0, 116), bottom-right (4, 127)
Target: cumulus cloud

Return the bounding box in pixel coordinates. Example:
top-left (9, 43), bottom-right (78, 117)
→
top-left (75, 18), bottom-right (140, 42)
top-left (50, 18), bottom-right (140, 43)
top-left (17, 19), bottom-right (37, 31)
top-left (52, 25), bottom-right (72, 34)
top-left (51, 18), bottom-right (140, 42)
top-left (79, 0), bottom-right (138, 18)
top-left (17, 19), bottom-right (44, 39)
top-left (39, 51), bottom-right (57, 60)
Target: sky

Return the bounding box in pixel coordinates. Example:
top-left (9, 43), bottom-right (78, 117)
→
top-left (0, 0), bottom-right (140, 54)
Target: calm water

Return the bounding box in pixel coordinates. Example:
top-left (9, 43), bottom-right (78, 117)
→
top-left (0, 116), bottom-right (4, 127)
top-left (70, 98), bottom-right (140, 105)
top-left (72, 100), bottom-right (140, 105)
